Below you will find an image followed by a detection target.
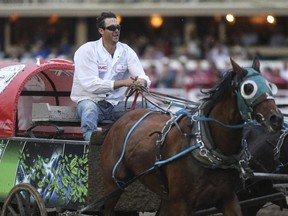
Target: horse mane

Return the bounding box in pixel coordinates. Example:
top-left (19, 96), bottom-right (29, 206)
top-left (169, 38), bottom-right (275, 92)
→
top-left (201, 69), bottom-right (234, 105)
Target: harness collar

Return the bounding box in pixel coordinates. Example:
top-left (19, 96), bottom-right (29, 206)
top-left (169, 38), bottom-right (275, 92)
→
top-left (188, 105), bottom-right (252, 179)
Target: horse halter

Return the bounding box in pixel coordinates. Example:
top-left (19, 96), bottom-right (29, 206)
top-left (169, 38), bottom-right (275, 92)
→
top-left (234, 67), bottom-right (276, 123)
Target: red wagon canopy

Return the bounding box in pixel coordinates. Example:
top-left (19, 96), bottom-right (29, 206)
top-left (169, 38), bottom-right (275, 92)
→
top-left (0, 59), bottom-right (75, 138)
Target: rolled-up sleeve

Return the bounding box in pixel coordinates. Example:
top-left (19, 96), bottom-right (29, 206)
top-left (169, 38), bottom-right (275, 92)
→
top-left (126, 47), bottom-right (151, 87)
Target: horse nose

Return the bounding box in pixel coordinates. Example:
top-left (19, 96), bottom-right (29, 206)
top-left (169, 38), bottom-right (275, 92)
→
top-left (269, 110), bottom-right (283, 132)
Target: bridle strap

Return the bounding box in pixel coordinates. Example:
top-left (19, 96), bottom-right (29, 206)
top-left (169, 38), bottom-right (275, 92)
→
top-left (252, 92), bottom-right (275, 107)
top-left (274, 129), bottom-right (288, 167)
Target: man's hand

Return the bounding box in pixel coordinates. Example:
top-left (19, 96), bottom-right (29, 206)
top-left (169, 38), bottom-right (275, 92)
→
top-left (114, 76), bottom-right (147, 89)
top-left (130, 76), bottom-right (147, 87)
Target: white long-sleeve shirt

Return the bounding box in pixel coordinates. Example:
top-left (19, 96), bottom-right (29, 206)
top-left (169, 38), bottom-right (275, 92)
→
top-left (70, 38), bottom-right (151, 105)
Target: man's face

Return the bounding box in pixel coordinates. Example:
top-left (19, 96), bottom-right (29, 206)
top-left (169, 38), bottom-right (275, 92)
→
top-left (102, 18), bottom-right (120, 44)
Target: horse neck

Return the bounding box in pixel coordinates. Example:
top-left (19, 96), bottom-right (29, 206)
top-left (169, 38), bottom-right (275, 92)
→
top-left (207, 97), bottom-right (244, 155)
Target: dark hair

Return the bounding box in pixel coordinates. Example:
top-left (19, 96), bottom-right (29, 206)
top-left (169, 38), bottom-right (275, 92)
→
top-left (97, 12), bottom-right (117, 29)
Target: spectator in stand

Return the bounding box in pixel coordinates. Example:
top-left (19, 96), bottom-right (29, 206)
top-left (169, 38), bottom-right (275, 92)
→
top-left (280, 61), bottom-right (288, 80)
top-left (144, 64), bottom-right (159, 88)
top-left (174, 56), bottom-right (189, 89)
top-left (186, 60), bottom-right (219, 89)
top-left (188, 60), bottom-right (204, 89)
top-left (205, 60), bottom-right (221, 85)
top-left (186, 31), bottom-right (201, 59)
top-left (240, 29), bottom-right (259, 46)
top-left (141, 43), bottom-right (165, 60)
top-left (230, 44), bottom-right (248, 60)
top-left (141, 45), bottom-right (157, 59)
top-left (31, 39), bottom-right (50, 59)
top-left (208, 40), bottom-right (230, 71)
top-left (269, 28), bottom-right (286, 46)
top-left (59, 35), bottom-right (72, 56)
top-left (156, 60), bottom-right (177, 88)
top-left (263, 66), bottom-right (287, 89)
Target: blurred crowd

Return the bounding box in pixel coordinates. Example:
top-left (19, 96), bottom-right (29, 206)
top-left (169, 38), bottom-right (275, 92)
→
top-left (142, 57), bottom-right (288, 90)
top-left (1, 28), bottom-right (288, 90)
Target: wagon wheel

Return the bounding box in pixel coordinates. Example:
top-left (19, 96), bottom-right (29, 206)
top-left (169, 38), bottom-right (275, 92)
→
top-left (1, 183), bottom-right (47, 216)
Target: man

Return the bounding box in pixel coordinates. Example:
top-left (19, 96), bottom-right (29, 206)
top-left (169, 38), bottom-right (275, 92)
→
top-left (71, 12), bottom-right (151, 141)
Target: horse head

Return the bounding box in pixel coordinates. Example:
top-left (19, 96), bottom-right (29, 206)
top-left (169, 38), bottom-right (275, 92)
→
top-left (231, 57), bottom-right (283, 133)
top-left (205, 57), bottom-right (283, 155)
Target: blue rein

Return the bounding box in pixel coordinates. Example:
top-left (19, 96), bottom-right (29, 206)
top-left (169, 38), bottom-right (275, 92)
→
top-left (111, 109), bottom-right (257, 189)
top-left (112, 111), bottom-right (155, 188)
top-left (176, 109), bottom-right (256, 129)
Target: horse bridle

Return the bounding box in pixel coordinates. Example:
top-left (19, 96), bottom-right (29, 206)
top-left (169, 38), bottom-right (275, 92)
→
top-left (234, 68), bottom-right (275, 123)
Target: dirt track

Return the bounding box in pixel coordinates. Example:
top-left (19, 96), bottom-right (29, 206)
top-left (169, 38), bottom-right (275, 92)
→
top-left (257, 203), bottom-right (288, 215)
top-left (139, 203), bottom-right (288, 215)
top-left (3, 204), bottom-right (284, 215)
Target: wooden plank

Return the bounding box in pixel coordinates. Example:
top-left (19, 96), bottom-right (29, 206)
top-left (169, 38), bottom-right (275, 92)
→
top-left (32, 103), bottom-right (80, 123)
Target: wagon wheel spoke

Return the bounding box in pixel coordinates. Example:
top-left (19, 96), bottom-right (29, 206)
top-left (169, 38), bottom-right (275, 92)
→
top-left (1, 183), bottom-right (47, 216)
top-left (6, 205), bottom-right (18, 216)
top-left (22, 190), bottom-right (32, 216)
top-left (15, 192), bottom-right (25, 216)
top-left (19, 190), bottom-right (33, 216)
top-left (31, 198), bottom-right (41, 216)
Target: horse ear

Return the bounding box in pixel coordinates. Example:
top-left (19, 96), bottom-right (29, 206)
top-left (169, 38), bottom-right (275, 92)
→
top-left (230, 57), bottom-right (243, 75)
top-left (252, 56), bottom-right (260, 72)
top-left (230, 57), bottom-right (247, 86)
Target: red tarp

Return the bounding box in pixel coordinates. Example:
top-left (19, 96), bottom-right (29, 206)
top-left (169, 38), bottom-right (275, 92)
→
top-left (0, 59), bottom-right (75, 138)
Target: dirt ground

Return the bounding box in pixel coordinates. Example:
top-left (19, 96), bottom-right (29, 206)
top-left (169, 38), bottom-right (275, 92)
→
top-left (1, 206), bottom-right (285, 215)
top-left (257, 203), bottom-right (288, 216)
top-left (2, 202), bottom-right (287, 216)
top-left (139, 203), bottom-right (288, 215)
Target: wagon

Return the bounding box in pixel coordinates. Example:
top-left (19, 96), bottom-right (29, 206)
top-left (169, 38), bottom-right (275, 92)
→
top-left (0, 59), bottom-right (161, 215)
top-left (0, 59), bottom-right (288, 216)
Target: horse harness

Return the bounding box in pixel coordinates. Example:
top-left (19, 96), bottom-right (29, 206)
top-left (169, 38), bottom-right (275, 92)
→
top-left (190, 106), bottom-right (252, 180)
top-left (155, 112), bottom-right (186, 161)
top-left (273, 128), bottom-right (288, 169)
top-left (153, 108), bottom-right (252, 182)
top-left (154, 68), bottom-right (276, 181)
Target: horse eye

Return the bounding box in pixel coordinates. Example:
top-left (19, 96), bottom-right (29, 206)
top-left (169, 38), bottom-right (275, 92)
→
top-left (244, 83), bottom-right (254, 95)
top-left (240, 80), bottom-right (258, 99)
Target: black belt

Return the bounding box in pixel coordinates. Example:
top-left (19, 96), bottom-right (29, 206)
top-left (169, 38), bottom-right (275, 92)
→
top-left (98, 100), bottom-right (112, 107)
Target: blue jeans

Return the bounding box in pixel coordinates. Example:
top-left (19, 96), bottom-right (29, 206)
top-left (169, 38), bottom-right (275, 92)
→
top-left (77, 99), bottom-right (152, 141)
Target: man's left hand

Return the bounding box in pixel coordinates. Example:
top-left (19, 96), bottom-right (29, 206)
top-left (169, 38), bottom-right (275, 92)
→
top-left (130, 76), bottom-right (147, 87)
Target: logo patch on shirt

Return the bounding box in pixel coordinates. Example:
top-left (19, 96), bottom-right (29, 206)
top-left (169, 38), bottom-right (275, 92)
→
top-left (116, 64), bottom-right (128, 73)
top-left (98, 65), bottom-right (108, 72)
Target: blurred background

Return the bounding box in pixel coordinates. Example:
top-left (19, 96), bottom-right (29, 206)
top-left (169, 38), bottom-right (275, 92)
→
top-left (1, 0), bottom-right (288, 97)
top-left (1, 2), bottom-right (288, 215)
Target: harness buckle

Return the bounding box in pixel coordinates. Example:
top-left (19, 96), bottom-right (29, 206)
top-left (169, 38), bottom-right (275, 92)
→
top-left (239, 159), bottom-right (251, 180)
top-left (199, 146), bottom-right (208, 157)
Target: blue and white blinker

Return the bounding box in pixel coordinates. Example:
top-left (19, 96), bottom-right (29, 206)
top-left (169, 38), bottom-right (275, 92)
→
top-left (236, 67), bottom-right (276, 122)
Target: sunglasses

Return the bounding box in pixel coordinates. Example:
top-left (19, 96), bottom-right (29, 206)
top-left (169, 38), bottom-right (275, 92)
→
top-left (103, 25), bottom-right (121, 31)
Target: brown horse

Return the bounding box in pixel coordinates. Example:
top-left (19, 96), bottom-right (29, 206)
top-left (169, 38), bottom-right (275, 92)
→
top-left (100, 57), bottom-right (283, 216)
